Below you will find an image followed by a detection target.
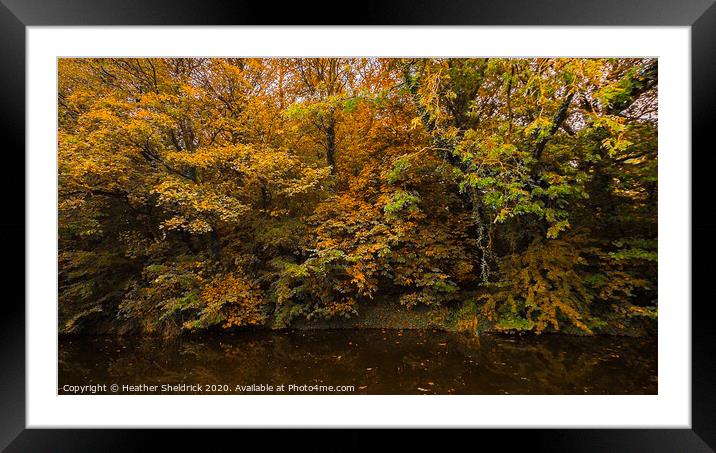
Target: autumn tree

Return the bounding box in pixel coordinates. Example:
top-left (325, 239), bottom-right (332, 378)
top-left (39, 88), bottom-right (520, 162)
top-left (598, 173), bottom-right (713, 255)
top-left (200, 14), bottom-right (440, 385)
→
top-left (58, 57), bottom-right (657, 336)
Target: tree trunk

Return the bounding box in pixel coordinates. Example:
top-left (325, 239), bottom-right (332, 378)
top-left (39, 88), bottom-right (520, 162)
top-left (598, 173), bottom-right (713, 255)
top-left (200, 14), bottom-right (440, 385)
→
top-left (326, 111), bottom-right (337, 175)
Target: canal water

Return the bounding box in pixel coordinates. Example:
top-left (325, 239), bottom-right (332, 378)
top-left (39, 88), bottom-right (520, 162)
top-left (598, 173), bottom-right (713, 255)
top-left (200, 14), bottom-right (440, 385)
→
top-left (58, 329), bottom-right (657, 395)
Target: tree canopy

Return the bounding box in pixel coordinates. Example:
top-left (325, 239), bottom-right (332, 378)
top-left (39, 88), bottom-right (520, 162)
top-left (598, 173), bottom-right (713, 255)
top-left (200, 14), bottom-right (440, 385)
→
top-left (58, 58), bottom-right (658, 336)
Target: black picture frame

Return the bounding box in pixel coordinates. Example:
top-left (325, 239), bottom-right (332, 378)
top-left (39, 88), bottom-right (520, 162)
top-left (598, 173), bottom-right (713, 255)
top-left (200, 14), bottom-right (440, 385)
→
top-left (2, 0), bottom-right (714, 450)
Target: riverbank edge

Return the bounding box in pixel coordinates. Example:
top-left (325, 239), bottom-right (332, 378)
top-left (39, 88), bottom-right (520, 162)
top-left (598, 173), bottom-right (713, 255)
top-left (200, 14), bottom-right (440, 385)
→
top-left (62, 298), bottom-right (656, 338)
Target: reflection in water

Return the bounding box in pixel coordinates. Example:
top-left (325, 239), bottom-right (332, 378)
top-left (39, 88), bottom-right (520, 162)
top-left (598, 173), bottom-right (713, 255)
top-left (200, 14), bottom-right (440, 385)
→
top-left (59, 330), bottom-right (657, 395)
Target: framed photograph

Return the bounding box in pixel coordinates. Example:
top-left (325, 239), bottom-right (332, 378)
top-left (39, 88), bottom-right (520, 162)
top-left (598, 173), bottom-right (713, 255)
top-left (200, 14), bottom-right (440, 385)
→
top-left (3, 0), bottom-right (714, 449)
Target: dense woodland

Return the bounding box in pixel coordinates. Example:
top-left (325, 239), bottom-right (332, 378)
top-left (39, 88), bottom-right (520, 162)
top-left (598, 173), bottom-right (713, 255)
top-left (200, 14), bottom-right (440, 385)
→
top-left (58, 58), bottom-right (658, 336)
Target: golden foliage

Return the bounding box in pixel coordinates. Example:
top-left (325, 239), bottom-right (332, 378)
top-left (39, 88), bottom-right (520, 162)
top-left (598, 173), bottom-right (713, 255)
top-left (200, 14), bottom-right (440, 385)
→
top-left (197, 273), bottom-right (267, 329)
top-left (57, 58), bottom-right (657, 335)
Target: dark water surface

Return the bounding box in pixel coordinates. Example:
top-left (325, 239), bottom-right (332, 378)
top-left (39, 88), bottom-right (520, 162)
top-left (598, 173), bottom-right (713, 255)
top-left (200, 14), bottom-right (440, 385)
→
top-left (59, 330), bottom-right (657, 395)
